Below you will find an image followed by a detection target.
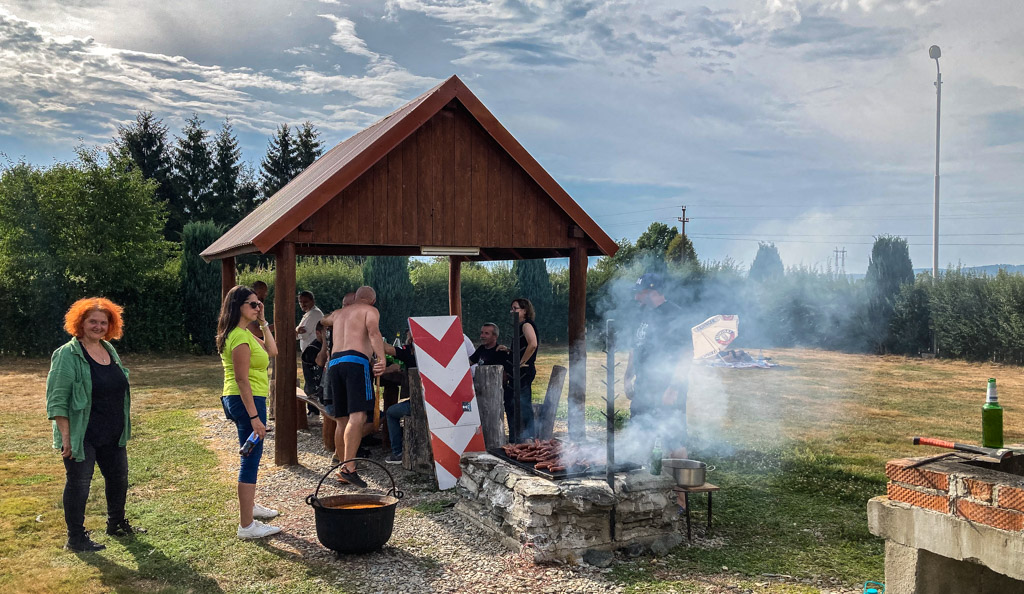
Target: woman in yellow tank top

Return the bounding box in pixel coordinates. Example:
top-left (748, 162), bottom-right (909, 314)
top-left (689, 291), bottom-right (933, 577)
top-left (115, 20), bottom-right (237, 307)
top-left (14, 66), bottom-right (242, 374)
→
top-left (215, 285), bottom-right (282, 539)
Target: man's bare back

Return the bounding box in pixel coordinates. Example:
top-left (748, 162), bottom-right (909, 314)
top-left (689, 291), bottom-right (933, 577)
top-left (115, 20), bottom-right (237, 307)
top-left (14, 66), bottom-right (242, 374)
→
top-left (322, 287), bottom-right (386, 373)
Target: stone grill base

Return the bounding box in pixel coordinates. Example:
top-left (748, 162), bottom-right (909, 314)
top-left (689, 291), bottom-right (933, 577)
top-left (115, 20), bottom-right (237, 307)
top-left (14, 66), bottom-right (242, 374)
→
top-left (455, 451), bottom-right (683, 564)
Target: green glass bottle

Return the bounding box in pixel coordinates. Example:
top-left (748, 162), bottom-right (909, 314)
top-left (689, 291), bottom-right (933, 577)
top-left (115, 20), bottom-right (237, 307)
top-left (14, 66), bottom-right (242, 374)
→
top-left (982, 378), bottom-right (1003, 449)
top-left (650, 439), bottom-right (663, 475)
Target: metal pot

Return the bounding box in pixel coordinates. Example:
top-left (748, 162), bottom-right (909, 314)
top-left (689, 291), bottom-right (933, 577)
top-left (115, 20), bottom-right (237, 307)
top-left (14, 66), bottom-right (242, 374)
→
top-left (306, 458), bottom-right (404, 554)
top-left (662, 458), bottom-right (715, 488)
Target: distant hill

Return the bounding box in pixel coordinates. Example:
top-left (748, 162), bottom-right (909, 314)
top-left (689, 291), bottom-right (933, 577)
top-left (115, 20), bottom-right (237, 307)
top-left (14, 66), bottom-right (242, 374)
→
top-left (912, 265), bottom-right (1024, 277)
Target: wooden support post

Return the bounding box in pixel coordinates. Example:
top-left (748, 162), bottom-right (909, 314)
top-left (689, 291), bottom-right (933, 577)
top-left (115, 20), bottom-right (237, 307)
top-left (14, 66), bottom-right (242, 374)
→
top-left (274, 241), bottom-right (298, 465)
top-left (473, 365), bottom-right (506, 449)
top-left (221, 256), bottom-right (236, 302)
top-left (402, 369), bottom-right (435, 475)
top-left (568, 245), bottom-right (588, 441)
top-left (449, 255), bottom-right (463, 317)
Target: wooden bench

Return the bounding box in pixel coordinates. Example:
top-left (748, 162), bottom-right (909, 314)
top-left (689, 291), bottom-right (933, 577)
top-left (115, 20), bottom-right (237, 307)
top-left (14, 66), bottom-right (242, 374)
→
top-left (295, 388), bottom-right (338, 451)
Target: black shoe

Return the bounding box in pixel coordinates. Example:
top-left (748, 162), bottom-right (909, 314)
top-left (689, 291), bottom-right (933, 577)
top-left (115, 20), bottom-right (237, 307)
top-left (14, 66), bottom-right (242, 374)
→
top-left (66, 532), bottom-right (105, 552)
top-left (337, 469), bottom-right (368, 488)
top-left (107, 519), bottom-right (146, 537)
top-left (385, 453), bottom-right (402, 464)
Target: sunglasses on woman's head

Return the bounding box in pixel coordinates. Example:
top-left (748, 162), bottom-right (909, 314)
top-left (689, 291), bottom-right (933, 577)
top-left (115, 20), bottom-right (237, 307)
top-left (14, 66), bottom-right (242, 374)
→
top-left (244, 300), bottom-right (261, 308)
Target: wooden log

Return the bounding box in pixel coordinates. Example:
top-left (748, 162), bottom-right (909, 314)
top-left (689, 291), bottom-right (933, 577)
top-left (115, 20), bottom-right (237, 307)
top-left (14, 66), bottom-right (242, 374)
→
top-left (220, 257), bottom-right (235, 302)
top-left (473, 365), bottom-right (506, 449)
top-left (534, 365), bottom-right (566, 440)
top-left (274, 241), bottom-right (298, 465)
top-left (402, 369), bottom-right (435, 475)
top-left (568, 245), bottom-right (588, 441)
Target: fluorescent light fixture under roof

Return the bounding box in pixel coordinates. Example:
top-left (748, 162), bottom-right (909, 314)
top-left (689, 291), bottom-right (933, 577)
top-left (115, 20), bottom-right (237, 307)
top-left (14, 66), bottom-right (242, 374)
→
top-left (420, 246), bottom-right (481, 256)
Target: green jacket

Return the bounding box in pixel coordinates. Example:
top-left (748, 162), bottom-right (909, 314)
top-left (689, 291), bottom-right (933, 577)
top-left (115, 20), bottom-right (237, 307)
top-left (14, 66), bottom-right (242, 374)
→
top-left (45, 337), bottom-right (131, 462)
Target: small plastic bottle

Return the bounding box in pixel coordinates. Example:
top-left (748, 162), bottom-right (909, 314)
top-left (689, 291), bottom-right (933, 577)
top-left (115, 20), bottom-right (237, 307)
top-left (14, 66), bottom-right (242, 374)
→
top-left (982, 378), bottom-right (1003, 449)
top-left (650, 439), bottom-right (663, 475)
top-left (240, 431), bottom-right (261, 456)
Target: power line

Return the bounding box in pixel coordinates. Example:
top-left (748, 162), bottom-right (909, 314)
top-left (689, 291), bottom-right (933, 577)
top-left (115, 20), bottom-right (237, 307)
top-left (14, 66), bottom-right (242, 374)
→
top-left (689, 235), bottom-right (1024, 247)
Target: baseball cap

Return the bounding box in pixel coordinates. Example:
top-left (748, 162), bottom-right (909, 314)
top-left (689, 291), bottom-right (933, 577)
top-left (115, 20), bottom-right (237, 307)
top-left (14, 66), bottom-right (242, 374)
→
top-left (634, 272), bottom-right (664, 292)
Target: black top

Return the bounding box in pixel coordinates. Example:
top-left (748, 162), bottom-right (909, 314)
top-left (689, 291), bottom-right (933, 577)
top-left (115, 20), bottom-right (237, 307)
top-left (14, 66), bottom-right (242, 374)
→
top-left (514, 320), bottom-right (539, 384)
top-left (392, 344), bottom-right (416, 368)
top-left (633, 300), bottom-right (691, 391)
top-left (82, 347), bottom-right (128, 447)
top-left (469, 344), bottom-right (508, 367)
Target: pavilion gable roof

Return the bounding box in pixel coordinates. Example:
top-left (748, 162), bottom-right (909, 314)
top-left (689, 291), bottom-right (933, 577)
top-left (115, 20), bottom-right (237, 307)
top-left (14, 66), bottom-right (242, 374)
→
top-left (202, 74), bottom-right (617, 261)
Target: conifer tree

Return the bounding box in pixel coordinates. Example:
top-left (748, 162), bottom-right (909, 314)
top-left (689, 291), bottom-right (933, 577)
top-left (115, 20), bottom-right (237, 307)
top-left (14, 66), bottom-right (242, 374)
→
top-left (295, 121), bottom-right (324, 171)
top-left (114, 111), bottom-right (177, 239)
top-left (363, 256), bottom-right (413, 339)
top-left (260, 123), bottom-right (297, 199)
top-left (211, 119), bottom-right (241, 226)
top-left (513, 259), bottom-right (553, 328)
top-left (171, 114), bottom-right (214, 229)
top-left (749, 242), bottom-right (784, 282)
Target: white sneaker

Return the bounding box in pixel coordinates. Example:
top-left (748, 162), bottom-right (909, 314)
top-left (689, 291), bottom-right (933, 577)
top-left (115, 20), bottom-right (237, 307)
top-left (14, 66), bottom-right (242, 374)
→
top-left (253, 503), bottom-right (279, 520)
top-left (237, 519), bottom-right (281, 539)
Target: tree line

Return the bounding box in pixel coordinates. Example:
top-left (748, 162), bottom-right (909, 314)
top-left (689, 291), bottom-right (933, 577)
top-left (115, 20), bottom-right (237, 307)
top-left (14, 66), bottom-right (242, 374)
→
top-left (113, 111), bottom-right (324, 239)
top-left (3, 111), bottom-right (1023, 363)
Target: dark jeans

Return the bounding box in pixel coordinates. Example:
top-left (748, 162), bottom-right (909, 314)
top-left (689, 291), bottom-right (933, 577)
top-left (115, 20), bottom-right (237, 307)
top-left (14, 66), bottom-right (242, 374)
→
top-left (62, 441), bottom-right (128, 537)
top-left (386, 400), bottom-right (411, 457)
top-left (504, 379), bottom-right (535, 441)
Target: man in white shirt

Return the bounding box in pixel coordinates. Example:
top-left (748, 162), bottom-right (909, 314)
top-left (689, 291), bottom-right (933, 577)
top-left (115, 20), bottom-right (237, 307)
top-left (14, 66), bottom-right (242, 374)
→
top-left (296, 291), bottom-right (324, 353)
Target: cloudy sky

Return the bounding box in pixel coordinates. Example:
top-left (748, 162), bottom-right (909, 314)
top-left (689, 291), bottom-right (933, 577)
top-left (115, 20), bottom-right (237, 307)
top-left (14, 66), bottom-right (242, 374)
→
top-left (2, 0), bottom-right (1022, 271)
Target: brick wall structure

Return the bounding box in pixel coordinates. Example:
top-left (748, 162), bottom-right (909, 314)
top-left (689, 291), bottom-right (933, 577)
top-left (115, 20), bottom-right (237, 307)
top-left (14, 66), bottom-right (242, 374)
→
top-left (884, 454), bottom-right (1024, 533)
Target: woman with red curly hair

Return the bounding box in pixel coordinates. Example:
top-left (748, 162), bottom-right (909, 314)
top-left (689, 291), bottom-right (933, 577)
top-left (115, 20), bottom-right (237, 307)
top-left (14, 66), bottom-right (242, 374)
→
top-left (46, 297), bottom-right (141, 552)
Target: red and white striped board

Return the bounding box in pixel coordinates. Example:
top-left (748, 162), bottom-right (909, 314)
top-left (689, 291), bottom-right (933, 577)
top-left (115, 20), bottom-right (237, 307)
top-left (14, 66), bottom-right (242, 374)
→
top-left (408, 315), bottom-right (486, 489)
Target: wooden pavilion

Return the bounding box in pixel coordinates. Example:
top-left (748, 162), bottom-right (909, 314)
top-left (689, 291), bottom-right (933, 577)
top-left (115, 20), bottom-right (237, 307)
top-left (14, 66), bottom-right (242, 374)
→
top-left (202, 75), bottom-right (618, 465)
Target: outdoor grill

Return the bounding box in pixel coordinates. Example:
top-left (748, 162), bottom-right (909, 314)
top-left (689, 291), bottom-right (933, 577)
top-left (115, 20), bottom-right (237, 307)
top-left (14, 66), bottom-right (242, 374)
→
top-left (486, 446), bottom-right (641, 481)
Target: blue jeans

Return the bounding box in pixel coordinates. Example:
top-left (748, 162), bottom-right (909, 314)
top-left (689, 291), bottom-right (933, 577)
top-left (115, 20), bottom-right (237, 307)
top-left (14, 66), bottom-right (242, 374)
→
top-left (386, 400), bottom-right (411, 457)
top-left (224, 395), bottom-right (267, 484)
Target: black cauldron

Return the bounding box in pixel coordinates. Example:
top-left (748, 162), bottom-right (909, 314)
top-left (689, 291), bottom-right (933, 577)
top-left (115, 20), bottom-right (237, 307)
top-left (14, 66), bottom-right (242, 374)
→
top-left (306, 458), bottom-right (404, 554)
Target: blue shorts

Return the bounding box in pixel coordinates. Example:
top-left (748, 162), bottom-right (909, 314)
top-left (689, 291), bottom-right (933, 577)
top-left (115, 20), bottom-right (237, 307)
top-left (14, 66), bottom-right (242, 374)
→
top-left (326, 351), bottom-right (373, 418)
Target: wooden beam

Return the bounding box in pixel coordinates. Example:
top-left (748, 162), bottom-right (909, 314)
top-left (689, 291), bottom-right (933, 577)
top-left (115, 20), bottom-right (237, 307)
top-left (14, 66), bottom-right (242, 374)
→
top-left (568, 245), bottom-right (588, 441)
top-left (274, 241), bottom-right (298, 466)
top-left (220, 257), bottom-right (236, 302)
top-left (449, 255), bottom-right (463, 317)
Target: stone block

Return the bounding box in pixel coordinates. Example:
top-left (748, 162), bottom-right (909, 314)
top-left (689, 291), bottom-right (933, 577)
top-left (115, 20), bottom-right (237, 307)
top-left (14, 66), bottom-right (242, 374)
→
top-left (621, 470), bottom-right (676, 493)
top-left (562, 482), bottom-right (616, 507)
top-left (583, 549), bottom-right (614, 568)
top-left (514, 478), bottom-right (562, 497)
top-left (459, 474), bottom-right (480, 496)
top-left (527, 500), bottom-right (554, 516)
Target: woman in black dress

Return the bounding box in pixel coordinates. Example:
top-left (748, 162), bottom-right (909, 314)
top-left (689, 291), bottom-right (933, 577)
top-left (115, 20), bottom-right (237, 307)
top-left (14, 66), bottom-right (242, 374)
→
top-left (510, 298), bottom-right (539, 440)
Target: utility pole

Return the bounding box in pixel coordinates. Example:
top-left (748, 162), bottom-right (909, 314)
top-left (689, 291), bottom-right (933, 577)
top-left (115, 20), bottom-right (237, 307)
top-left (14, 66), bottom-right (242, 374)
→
top-left (833, 247), bottom-right (847, 276)
top-left (676, 206), bottom-right (689, 236)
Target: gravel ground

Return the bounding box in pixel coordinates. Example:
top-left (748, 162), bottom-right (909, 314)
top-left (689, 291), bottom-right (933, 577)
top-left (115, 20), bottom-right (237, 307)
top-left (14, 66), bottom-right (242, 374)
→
top-left (200, 410), bottom-right (862, 594)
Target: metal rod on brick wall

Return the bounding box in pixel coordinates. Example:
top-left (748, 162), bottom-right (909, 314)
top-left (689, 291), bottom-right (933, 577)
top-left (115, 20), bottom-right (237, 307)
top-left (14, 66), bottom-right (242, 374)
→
top-left (606, 319), bottom-right (616, 541)
top-left (511, 310), bottom-right (522, 444)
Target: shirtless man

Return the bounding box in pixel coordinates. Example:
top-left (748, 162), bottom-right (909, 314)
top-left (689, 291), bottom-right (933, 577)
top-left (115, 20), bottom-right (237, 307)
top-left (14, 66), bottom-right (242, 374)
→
top-left (321, 287), bottom-right (386, 487)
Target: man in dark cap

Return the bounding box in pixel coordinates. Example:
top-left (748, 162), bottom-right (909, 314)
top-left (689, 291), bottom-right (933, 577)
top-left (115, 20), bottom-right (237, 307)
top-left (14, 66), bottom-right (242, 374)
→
top-left (623, 272), bottom-right (691, 462)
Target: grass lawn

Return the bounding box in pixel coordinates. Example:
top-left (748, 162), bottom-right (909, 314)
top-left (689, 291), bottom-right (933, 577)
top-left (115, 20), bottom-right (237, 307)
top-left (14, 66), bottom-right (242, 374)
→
top-left (1, 347), bottom-right (1021, 592)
